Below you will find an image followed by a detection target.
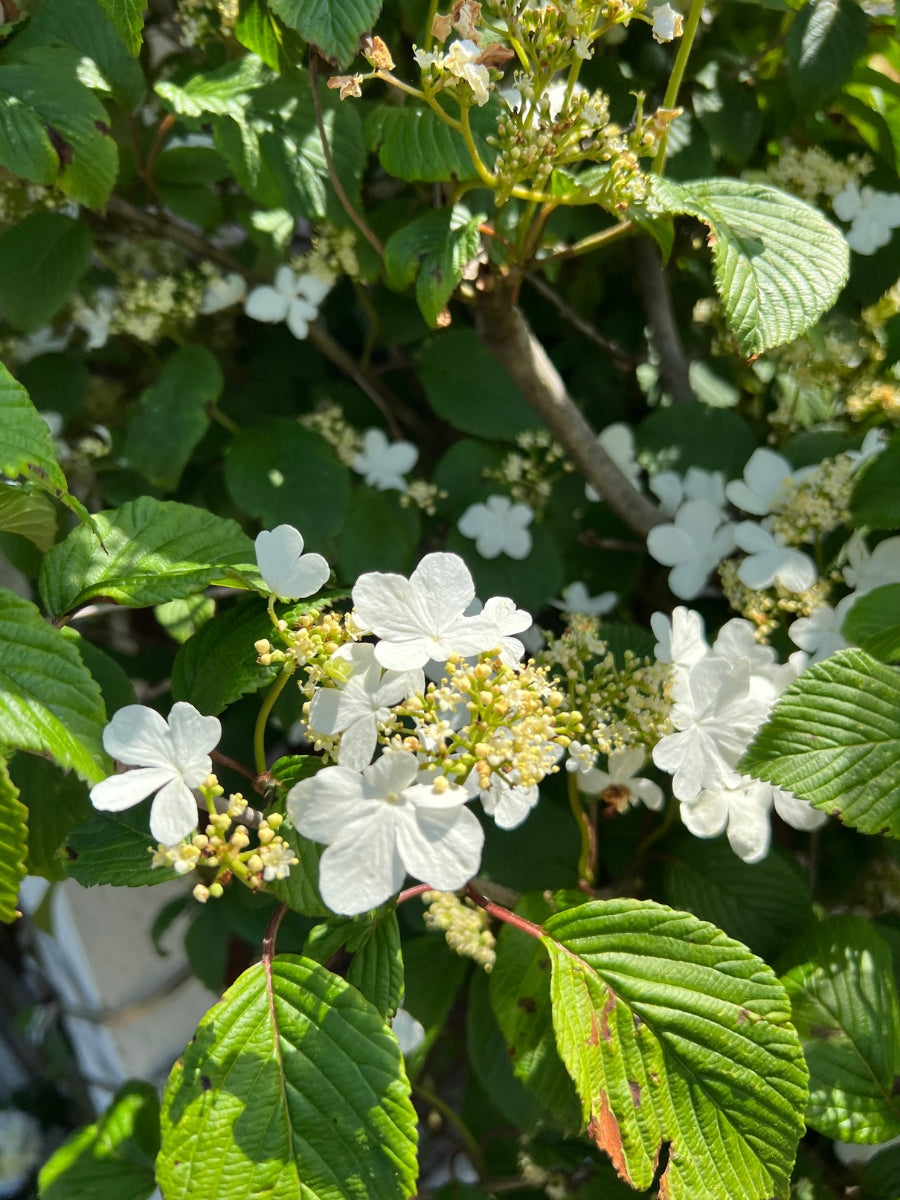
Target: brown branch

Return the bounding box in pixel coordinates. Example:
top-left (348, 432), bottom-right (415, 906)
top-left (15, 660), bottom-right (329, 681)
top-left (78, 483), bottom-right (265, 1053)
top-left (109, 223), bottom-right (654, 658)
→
top-left (634, 236), bottom-right (694, 405)
top-left (524, 273), bottom-right (642, 371)
top-left (473, 276), bottom-right (665, 538)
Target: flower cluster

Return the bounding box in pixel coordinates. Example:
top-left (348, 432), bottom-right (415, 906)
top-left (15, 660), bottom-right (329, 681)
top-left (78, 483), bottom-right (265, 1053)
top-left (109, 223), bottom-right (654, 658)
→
top-left (423, 890), bottom-right (497, 970)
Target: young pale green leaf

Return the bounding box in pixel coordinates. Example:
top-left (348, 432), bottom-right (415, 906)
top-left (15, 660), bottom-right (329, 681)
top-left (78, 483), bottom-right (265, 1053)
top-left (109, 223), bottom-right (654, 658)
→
top-left (0, 589), bottom-right (107, 785)
top-left (786, 0), bottom-right (867, 109)
top-left (842, 585), bottom-right (900, 661)
top-left (780, 915), bottom-right (900, 1142)
top-left (171, 596), bottom-right (278, 715)
top-left (0, 362), bottom-right (92, 527)
top-left (39, 497), bottom-right (258, 618)
top-left (155, 53), bottom-right (271, 118)
top-left (850, 432), bottom-right (900, 529)
top-left (158, 955), bottom-right (418, 1200)
top-left (234, 0), bottom-right (281, 68)
top-left (0, 47), bottom-right (118, 207)
top-left (269, 0), bottom-right (382, 68)
top-left (95, 0), bottom-right (146, 55)
top-left (65, 802), bottom-right (178, 887)
top-left (124, 347), bottom-right (221, 492)
top-left (0, 758), bottom-right (27, 923)
top-left (650, 177), bottom-right (849, 356)
top-left (0, 212), bottom-right (93, 332)
top-left (0, 483), bottom-right (57, 551)
top-left (663, 836), bottom-right (813, 961)
top-left (740, 648), bottom-right (900, 836)
top-left (9, 755), bottom-right (92, 882)
top-left (305, 910), bottom-right (404, 1018)
top-left (38, 1080), bottom-right (159, 1200)
top-left (543, 898), bottom-right (808, 1200)
top-left (489, 894), bottom-right (583, 1132)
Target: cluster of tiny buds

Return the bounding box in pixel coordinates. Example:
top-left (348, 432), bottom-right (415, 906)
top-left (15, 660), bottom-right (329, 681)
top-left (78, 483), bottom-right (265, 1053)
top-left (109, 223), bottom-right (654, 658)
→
top-left (151, 788), bottom-right (298, 902)
top-left (423, 890), bottom-right (497, 971)
top-left (256, 609), bottom-right (358, 695)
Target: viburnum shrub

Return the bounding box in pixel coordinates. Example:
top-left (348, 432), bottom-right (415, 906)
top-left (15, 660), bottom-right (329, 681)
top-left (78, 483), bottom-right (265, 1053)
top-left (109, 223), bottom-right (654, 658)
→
top-left (2, 0), bottom-right (900, 1197)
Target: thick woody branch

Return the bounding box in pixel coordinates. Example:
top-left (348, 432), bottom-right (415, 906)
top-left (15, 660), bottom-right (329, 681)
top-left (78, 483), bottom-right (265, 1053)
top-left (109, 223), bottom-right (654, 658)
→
top-left (634, 237), bottom-right (694, 405)
top-left (473, 279), bottom-right (665, 538)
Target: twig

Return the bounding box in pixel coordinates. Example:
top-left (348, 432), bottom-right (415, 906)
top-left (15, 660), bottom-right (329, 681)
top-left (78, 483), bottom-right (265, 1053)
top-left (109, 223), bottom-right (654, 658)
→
top-left (309, 53), bottom-right (384, 259)
top-left (525, 273), bottom-right (642, 371)
top-left (473, 277), bottom-right (665, 538)
top-left (634, 237), bottom-right (694, 404)
top-left (262, 903), bottom-right (288, 968)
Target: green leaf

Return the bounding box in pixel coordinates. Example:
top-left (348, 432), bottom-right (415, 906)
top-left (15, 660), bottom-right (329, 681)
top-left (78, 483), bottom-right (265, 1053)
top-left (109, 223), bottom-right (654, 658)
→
top-left (786, 0), bottom-right (868, 109)
top-left (367, 104), bottom-right (490, 183)
top-left (384, 206), bottom-right (485, 327)
top-left (66, 801), bottom-right (178, 886)
top-left (225, 420), bottom-right (351, 548)
top-left (663, 836), bottom-right (814, 961)
top-left (862, 1145), bottom-right (900, 1200)
top-left (235, 0), bottom-right (281, 69)
top-left (9, 754), bottom-right (92, 882)
top-left (154, 594), bottom-right (216, 645)
top-left (0, 482), bottom-right (57, 551)
top-left (94, 0), bottom-right (145, 55)
top-left (171, 595), bottom-right (279, 715)
top-left (305, 910), bottom-right (404, 1018)
top-left (8, 0), bottom-right (145, 110)
top-left (843, 585), bottom-right (900, 661)
top-left (124, 347), bottom-right (221, 492)
top-left (740, 648), bottom-right (900, 837)
top-left (39, 497), bottom-right (258, 618)
top-left (0, 589), bottom-right (107, 785)
top-left (337, 487), bottom-right (420, 582)
top-left (489, 893), bottom-right (583, 1131)
top-left (267, 816), bottom-right (328, 917)
top-left (651, 177), bottom-right (850, 356)
top-left (780, 915), bottom-right (900, 1141)
top-left (65, 631), bottom-right (137, 716)
top-left (851, 432), bottom-right (900, 529)
top-left (158, 955), bottom-right (418, 1200)
top-left (38, 1080), bottom-right (159, 1200)
top-left (269, 0), bottom-right (382, 68)
top-left (0, 757), bottom-right (27, 922)
top-left (0, 212), bottom-right (92, 332)
top-left (155, 54), bottom-right (271, 119)
top-left (418, 330), bottom-right (537, 440)
top-left (446, 524), bottom-right (564, 615)
top-left (467, 969), bottom-right (544, 1130)
top-left (637, 402), bottom-right (757, 479)
top-left (0, 360), bottom-right (92, 527)
top-left (0, 47), bottom-right (119, 207)
top-left (543, 898), bottom-right (807, 1200)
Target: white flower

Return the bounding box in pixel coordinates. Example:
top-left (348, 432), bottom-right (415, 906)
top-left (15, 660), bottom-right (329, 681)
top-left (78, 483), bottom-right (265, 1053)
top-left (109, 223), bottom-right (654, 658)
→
top-left (578, 748), bottom-right (664, 812)
top-left (308, 643), bottom-right (424, 770)
top-left (842, 533), bottom-right (900, 596)
top-left (586, 423), bottom-right (642, 500)
top-left (651, 606), bottom-right (708, 671)
top-left (789, 595), bottom-right (855, 662)
top-left (72, 287), bottom-right (116, 350)
top-left (549, 582), bottom-right (617, 616)
top-left (287, 751), bottom-right (484, 914)
top-left (681, 777), bottom-right (776, 863)
top-left (565, 740), bottom-right (597, 774)
top-left (652, 2), bottom-right (684, 43)
top-left (244, 267), bottom-right (334, 339)
top-left (89, 702), bottom-right (221, 844)
top-left (0, 1110), bottom-right (41, 1198)
top-left (734, 521), bottom-right (817, 592)
top-left (353, 428), bottom-right (419, 492)
top-left (649, 466), bottom-right (727, 519)
top-left (725, 448), bottom-right (800, 516)
top-left (200, 272), bottom-right (246, 314)
top-left (353, 552), bottom-right (531, 671)
top-left (833, 183), bottom-right (900, 255)
top-left (457, 495), bottom-right (534, 560)
top-left (772, 785), bottom-right (827, 833)
top-left (444, 39), bottom-right (490, 105)
top-left (646, 498), bottom-right (736, 600)
top-left (261, 842), bottom-right (297, 882)
top-left (478, 595), bottom-right (532, 665)
top-left (480, 774), bottom-right (540, 829)
top-left (848, 427), bottom-right (887, 467)
top-left (255, 524), bottom-right (330, 600)
top-left (574, 35), bottom-right (592, 58)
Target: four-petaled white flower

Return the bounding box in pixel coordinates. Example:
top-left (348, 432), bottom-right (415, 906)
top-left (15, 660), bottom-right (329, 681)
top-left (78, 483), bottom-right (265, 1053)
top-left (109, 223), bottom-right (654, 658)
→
top-left (650, 605), bottom-right (708, 672)
top-left (287, 751), bottom-right (484, 914)
top-left (89, 702), bottom-right (221, 844)
top-left (586, 422), bottom-right (642, 500)
top-left (652, 2), bottom-right (684, 43)
top-left (457, 495), bottom-right (534, 560)
top-left (308, 643), bottom-right (424, 770)
top-left (577, 748), bottom-right (664, 812)
top-left (255, 524), bottom-right (330, 600)
top-left (549, 582), bottom-right (618, 616)
top-left (734, 521), bottom-right (817, 592)
top-left (725, 448), bottom-right (803, 516)
top-left (244, 267), bottom-right (334, 340)
top-left (646, 498), bottom-right (736, 599)
top-left (842, 532), bottom-right (900, 596)
top-left (832, 183), bottom-right (900, 255)
top-left (649, 466), bottom-right (727, 519)
top-left (353, 427), bottom-right (419, 492)
top-left (789, 595), bottom-right (855, 663)
top-left (352, 552), bottom-right (531, 670)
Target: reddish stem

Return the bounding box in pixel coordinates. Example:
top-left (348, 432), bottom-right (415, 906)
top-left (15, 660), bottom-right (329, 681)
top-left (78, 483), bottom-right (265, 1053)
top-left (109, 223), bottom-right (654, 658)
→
top-left (398, 883), bottom-right (434, 905)
top-left (466, 883), bottom-right (544, 939)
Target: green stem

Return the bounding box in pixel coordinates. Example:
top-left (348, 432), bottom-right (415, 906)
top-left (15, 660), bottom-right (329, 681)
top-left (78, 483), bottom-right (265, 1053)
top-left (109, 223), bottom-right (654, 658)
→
top-left (568, 773), bottom-right (595, 887)
top-left (412, 1083), bottom-right (488, 1179)
top-left (632, 798), bottom-right (679, 871)
top-left (253, 663), bottom-right (296, 776)
top-left (423, 0), bottom-right (440, 50)
top-left (459, 105), bottom-right (497, 187)
top-left (535, 219), bottom-right (635, 265)
top-left (208, 403), bottom-right (240, 435)
top-left (652, 0), bottom-right (706, 175)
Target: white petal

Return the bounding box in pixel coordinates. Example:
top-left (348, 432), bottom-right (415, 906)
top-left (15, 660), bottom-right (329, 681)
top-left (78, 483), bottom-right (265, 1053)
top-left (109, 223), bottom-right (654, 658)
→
top-left (286, 298), bottom-right (317, 340)
top-left (395, 803), bottom-right (484, 889)
top-left (167, 702), bottom-right (221, 784)
top-left (102, 705), bottom-right (173, 769)
top-left (244, 285), bottom-right (289, 323)
top-left (288, 767), bottom-right (374, 842)
top-left (773, 787), bottom-right (828, 831)
top-left (90, 766), bottom-right (175, 812)
top-left (410, 553), bottom-right (476, 624)
top-left (336, 716), bottom-right (379, 771)
top-left (149, 777), bottom-right (201, 844)
top-left (680, 789), bottom-right (729, 838)
top-left (318, 817), bottom-right (405, 914)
